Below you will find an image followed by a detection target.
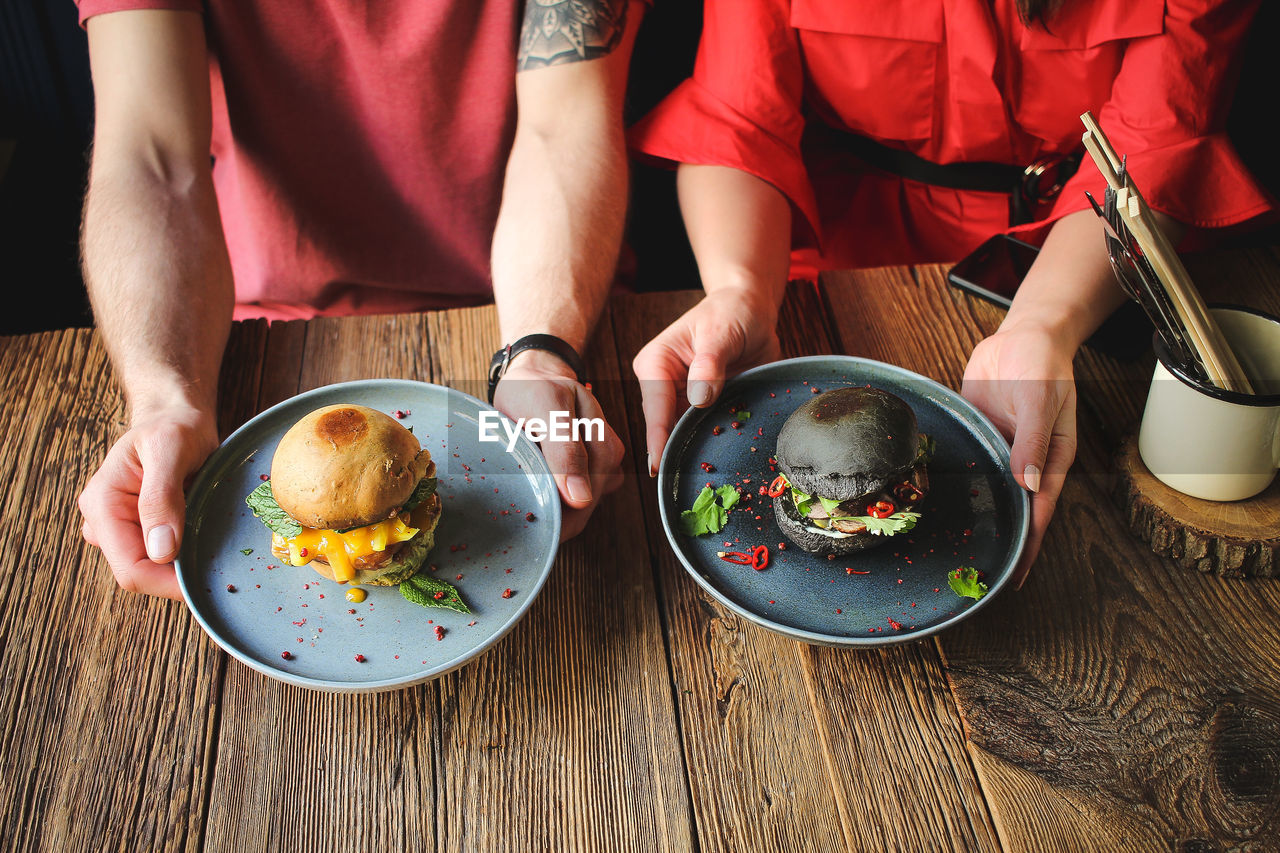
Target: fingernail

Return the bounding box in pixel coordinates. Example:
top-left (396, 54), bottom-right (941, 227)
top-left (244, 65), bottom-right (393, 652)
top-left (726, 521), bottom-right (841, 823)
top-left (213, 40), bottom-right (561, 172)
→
top-left (566, 475), bottom-right (592, 503)
top-left (147, 524), bottom-right (176, 561)
top-left (647, 452), bottom-right (657, 478)
top-left (1023, 464), bottom-right (1041, 494)
top-left (688, 381), bottom-right (712, 407)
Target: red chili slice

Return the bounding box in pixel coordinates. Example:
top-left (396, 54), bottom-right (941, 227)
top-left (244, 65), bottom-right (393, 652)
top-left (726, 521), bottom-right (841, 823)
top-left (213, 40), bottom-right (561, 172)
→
top-left (717, 550), bottom-right (753, 565)
top-left (866, 500), bottom-right (896, 519)
top-left (893, 482), bottom-right (922, 502)
top-left (766, 475), bottom-right (788, 498)
top-left (751, 545), bottom-right (769, 571)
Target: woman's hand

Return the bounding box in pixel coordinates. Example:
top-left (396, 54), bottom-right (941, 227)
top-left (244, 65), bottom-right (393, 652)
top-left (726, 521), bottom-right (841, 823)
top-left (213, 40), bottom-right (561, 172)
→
top-left (961, 320), bottom-right (1078, 587)
top-left (633, 285), bottom-right (782, 474)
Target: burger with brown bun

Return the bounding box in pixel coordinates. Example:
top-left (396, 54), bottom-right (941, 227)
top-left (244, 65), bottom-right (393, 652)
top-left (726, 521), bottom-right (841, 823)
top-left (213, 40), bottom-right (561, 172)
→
top-left (245, 404), bottom-right (442, 586)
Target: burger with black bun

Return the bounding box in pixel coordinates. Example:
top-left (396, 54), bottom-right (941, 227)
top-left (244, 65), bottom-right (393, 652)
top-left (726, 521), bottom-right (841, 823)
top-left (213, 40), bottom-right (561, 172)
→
top-left (768, 387), bottom-right (929, 556)
top-left (245, 404), bottom-right (442, 586)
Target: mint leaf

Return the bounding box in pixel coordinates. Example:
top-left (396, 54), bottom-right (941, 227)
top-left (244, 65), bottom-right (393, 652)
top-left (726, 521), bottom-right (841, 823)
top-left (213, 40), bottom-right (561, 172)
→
top-left (948, 566), bottom-right (988, 601)
top-left (401, 572), bottom-right (470, 614)
top-left (402, 476), bottom-right (437, 512)
top-left (680, 484), bottom-right (740, 536)
top-left (240, 548), bottom-right (254, 556)
top-left (245, 482), bottom-right (302, 538)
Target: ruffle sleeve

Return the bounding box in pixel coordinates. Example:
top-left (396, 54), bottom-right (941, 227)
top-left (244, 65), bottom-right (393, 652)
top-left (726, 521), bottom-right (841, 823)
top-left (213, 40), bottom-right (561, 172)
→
top-left (627, 0), bottom-right (821, 244)
top-left (1038, 0), bottom-right (1273, 232)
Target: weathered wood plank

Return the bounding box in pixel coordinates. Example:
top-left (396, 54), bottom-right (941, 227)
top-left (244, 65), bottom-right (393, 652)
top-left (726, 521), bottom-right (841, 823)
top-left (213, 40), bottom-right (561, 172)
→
top-left (795, 275), bottom-right (1002, 850)
top-left (0, 329), bottom-right (222, 852)
top-left (202, 313), bottom-right (441, 853)
top-left (611, 282), bottom-right (999, 851)
top-left (878, 249), bottom-right (1280, 850)
top-left (425, 304), bottom-right (694, 853)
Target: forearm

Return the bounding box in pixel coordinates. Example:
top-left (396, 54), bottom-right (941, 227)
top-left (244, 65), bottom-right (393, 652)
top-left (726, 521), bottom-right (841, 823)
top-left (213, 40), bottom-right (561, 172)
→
top-left (1002, 207), bottom-right (1183, 349)
top-left (677, 164), bottom-right (791, 314)
top-left (82, 159), bottom-right (233, 420)
top-left (491, 115), bottom-right (626, 357)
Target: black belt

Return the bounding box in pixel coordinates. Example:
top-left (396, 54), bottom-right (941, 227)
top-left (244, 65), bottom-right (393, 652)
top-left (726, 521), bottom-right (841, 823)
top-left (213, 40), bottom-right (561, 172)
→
top-left (806, 122), bottom-right (1082, 226)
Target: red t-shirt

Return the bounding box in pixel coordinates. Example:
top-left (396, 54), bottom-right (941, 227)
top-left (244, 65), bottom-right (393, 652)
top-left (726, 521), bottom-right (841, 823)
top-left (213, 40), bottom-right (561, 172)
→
top-left (630, 0), bottom-right (1273, 279)
top-left (78, 0), bottom-right (519, 320)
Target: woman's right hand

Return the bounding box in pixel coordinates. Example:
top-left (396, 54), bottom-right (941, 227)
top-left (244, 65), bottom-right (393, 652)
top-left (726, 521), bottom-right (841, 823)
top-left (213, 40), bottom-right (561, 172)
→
top-left (632, 284), bottom-right (782, 475)
top-left (78, 403), bottom-right (219, 599)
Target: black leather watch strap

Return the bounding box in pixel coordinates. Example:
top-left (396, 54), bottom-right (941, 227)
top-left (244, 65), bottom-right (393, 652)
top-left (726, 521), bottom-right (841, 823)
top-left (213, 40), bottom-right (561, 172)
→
top-left (487, 334), bottom-right (587, 404)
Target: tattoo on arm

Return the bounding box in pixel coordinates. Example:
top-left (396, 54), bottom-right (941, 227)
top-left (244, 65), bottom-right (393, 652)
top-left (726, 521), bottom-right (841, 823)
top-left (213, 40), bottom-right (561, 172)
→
top-left (518, 0), bottom-right (627, 70)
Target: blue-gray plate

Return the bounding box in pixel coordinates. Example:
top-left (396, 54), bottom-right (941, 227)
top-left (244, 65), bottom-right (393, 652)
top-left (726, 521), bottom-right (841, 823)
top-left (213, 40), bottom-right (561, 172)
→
top-left (658, 356), bottom-right (1028, 646)
top-left (176, 379), bottom-right (561, 691)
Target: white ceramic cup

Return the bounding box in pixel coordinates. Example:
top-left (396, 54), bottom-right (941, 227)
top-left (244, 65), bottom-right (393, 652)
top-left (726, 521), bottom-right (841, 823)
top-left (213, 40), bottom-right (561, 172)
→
top-left (1138, 306), bottom-right (1280, 502)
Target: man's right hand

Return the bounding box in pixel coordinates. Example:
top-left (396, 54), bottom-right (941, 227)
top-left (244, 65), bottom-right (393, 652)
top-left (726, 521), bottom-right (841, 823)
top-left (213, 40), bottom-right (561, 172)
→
top-left (78, 404), bottom-right (219, 600)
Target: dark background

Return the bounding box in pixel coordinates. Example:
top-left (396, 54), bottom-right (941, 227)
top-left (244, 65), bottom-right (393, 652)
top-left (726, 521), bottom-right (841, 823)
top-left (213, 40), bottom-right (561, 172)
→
top-left (0, 1), bottom-right (1274, 335)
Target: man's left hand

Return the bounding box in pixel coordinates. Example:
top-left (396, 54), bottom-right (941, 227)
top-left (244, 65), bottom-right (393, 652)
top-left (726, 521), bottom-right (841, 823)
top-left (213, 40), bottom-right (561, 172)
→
top-left (493, 349), bottom-right (625, 541)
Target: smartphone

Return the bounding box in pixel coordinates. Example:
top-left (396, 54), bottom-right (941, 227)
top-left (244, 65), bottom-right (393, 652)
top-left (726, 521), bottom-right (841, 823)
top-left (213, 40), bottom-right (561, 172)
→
top-left (947, 232), bottom-right (1151, 361)
top-left (946, 234), bottom-right (1040, 309)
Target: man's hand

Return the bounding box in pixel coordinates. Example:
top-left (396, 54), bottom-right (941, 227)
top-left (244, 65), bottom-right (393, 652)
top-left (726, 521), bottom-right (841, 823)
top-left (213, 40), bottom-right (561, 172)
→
top-left (961, 321), bottom-right (1077, 588)
top-left (78, 403), bottom-right (219, 599)
top-left (632, 285), bottom-right (782, 475)
top-left (80, 9), bottom-right (232, 597)
top-left (493, 351), bottom-right (625, 540)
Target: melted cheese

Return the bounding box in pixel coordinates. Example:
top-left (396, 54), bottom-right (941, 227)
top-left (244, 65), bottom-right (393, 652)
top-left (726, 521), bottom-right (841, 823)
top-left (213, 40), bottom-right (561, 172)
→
top-left (272, 515), bottom-right (419, 583)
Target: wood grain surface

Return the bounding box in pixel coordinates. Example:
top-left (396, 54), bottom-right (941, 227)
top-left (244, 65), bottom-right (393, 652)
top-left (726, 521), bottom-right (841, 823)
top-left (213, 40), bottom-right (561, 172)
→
top-left (822, 250), bottom-right (1280, 853)
top-left (1, 248), bottom-right (1277, 851)
top-left (424, 305), bottom-right (693, 853)
top-left (612, 281), bottom-right (1000, 852)
top-left (0, 330), bottom-right (220, 851)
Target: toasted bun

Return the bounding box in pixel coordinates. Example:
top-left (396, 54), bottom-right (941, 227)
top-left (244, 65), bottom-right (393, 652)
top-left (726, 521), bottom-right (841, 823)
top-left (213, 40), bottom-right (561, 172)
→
top-left (772, 492), bottom-right (887, 556)
top-left (270, 404), bottom-right (433, 530)
top-left (775, 387), bottom-right (918, 501)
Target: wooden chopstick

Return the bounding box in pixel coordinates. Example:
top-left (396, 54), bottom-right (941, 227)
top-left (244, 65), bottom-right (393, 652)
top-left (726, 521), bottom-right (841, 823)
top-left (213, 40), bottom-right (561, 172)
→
top-left (1080, 112), bottom-right (1256, 394)
top-left (1082, 133), bottom-right (1120, 191)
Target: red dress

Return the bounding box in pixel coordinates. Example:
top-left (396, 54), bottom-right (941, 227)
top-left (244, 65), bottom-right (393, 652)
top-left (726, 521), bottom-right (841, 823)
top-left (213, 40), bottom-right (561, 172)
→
top-left (629, 0), bottom-right (1273, 279)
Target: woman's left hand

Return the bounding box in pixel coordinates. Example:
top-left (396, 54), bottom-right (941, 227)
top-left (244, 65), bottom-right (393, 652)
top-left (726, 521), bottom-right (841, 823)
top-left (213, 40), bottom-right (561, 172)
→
top-left (961, 321), bottom-right (1078, 587)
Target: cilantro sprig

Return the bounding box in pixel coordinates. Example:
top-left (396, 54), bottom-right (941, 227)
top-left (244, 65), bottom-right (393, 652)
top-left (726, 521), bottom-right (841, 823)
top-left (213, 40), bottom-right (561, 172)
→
top-left (916, 433), bottom-right (935, 465)
top-left (785, 477), bottom-right (919, 538)
top-left (948, 566), bottom-right (988, 601)
top-left (679, 484), bottom-right (741, 536)
top-left (854, 511), bottom-right (920, 536)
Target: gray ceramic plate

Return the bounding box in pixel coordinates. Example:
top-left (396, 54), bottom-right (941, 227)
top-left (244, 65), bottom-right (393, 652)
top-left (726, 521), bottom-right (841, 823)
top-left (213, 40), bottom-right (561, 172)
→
top-left (176, 380), bottom-right (561, 691)
top-left (658, 356), bottom-right (1029, 646)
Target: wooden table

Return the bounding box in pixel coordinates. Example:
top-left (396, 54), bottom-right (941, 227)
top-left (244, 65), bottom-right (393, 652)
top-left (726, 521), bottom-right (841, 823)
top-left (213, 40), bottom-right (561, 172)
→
top-left (3, 250), bottom-right (1279, 851)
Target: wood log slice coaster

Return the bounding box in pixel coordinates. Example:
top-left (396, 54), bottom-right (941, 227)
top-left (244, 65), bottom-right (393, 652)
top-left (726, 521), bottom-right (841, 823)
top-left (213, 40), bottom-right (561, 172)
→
top-left (1114, 435), bottom-right (1280, 577)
